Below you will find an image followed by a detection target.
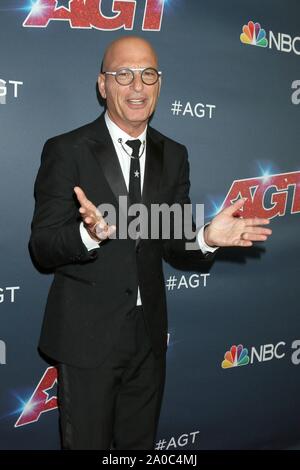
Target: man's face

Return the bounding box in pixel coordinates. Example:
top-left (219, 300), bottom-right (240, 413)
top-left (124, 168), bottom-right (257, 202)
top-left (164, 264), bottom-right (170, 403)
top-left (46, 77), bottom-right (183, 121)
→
top-left (98, 39), bottom-right (161, 134)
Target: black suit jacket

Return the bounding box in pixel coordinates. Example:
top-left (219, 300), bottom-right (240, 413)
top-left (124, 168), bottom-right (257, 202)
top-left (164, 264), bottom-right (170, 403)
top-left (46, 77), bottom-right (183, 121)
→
top-left (30, 113), bottom-right (214, 368)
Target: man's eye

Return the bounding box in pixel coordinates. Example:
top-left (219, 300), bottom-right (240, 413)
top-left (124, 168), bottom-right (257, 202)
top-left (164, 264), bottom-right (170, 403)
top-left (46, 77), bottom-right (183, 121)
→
top-left (118, 71), bottom-right (130, 78)
top-left (144, 71), bottom-right (155, 77)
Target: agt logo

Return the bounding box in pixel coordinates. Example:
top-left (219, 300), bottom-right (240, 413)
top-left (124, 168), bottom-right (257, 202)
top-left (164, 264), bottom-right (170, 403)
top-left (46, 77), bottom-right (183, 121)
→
top-left (222, 171), bottom-right (300, 219)
top-left (0, 79), bottom-right (23, 105)
top-left (240, 20), bottom-right (300, 55)
top-left (222, 340), bottom-right (300, 369)
top-left (0, 286), bottom-right (20, 303)
top-left (23, 0), bottom-right (165, 31)
top-left (15, 366), bottom-right (58, 427)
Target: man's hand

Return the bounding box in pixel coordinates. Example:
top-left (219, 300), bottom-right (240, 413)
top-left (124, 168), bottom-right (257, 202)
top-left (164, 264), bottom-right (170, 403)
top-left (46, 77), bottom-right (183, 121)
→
top-left (74, 186), bottom-right (116, 242)
top-left (204, 198), bottom-right (272, 248)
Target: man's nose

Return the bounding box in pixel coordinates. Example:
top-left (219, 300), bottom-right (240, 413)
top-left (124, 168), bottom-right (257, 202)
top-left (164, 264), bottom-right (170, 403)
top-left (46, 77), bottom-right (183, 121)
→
top-left (130, 72), bottom-right (144, 92)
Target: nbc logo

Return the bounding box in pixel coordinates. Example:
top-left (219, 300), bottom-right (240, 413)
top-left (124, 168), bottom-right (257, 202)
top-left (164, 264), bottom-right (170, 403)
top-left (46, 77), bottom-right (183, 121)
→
top-left (240, 20), bottom-right (300, 55)
top-left (240, 21), bottom-right (268, 47)
top-left (221, 341), bottom-right (300, 370)
top-left (222, 344), bottom-right (250, 369)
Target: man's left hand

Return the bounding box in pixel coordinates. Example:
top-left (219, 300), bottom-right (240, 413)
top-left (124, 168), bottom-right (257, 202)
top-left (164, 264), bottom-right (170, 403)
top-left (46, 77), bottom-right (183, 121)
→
top-left (204, 198), bottom-right (272, 248)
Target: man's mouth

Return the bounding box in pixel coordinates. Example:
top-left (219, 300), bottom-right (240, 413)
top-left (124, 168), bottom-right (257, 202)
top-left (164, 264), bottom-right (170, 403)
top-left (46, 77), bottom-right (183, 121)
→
top-left (126, 98), bottom-right (147, 107)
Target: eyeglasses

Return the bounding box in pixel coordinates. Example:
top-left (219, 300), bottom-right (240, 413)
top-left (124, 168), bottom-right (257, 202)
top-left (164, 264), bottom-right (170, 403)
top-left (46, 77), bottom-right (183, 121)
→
top-left (102, 67), bottom-right (162, 86)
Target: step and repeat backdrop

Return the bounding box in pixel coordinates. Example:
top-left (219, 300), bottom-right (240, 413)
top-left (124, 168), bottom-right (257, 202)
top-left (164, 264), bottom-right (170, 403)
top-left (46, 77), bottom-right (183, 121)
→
top-left (1, 0), bottom-right (299, 450)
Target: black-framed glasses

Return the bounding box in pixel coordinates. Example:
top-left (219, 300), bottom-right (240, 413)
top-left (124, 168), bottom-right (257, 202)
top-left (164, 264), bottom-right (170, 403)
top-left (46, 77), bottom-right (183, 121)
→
top-left (103, 67), bottom-right (162, 86)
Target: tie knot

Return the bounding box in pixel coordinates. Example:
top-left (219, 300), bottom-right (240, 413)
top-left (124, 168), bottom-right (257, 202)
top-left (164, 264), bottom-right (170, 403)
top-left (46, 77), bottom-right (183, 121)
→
top-left (126, 139), bottom-right (141, 158)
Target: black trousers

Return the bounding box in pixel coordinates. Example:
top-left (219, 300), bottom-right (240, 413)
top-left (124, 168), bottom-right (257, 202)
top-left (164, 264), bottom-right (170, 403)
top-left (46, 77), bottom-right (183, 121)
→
top-left (57, 306), bottom-right (166, 450)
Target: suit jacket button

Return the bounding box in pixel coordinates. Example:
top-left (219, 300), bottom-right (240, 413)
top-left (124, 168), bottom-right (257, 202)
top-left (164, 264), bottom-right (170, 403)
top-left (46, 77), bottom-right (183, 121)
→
top-left (125, 288), bottom-right (133, 296)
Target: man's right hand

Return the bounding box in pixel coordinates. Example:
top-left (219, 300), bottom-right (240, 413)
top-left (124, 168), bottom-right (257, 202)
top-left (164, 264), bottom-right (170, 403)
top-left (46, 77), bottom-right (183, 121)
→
top-left (74, 186), bottom-right (116, 242)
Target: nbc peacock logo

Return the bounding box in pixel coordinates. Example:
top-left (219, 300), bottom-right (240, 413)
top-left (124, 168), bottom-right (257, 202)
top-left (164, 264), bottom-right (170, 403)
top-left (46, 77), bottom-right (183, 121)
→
top-left (222, 344), bottom-right (250, 369)
top-left (240, 21), bottom-right (268, 48)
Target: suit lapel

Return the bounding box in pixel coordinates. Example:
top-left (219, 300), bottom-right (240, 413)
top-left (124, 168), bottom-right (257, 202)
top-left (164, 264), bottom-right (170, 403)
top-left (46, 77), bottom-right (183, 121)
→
top-left (85, 114), bottom-right (129, 204)
top-left (142, 128), bottom-right (164, 206)
top-left (137, 128), bottom-right (164, 247)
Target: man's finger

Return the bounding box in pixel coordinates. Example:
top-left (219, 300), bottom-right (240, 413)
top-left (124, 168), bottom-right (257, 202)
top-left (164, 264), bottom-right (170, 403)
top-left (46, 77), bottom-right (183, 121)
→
top-left (222, 198), bottom-right (246, 216)
top-left (236, 239), bottom-right (253, 247)
top-left (241, 233), bottom-right (268, 242)
top-left (105, 225), bottom-right (116, 239)
top-left (75, 187), bottom-right (101, 219)
top-left (95, 224), bottom-right (116, 240)
top-left (245, 217), bottom-right (270, 227)
top-left (242, 226), bottom-right (272, 235)
top-left (74, 186), bottom-right (88, 205)
top-left (74, 186), bottom-right (95, 210)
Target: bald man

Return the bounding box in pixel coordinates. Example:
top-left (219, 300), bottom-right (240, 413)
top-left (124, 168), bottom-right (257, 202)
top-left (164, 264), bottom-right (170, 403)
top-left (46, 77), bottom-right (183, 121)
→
top-left (30, 36), bottom-right (272, 450)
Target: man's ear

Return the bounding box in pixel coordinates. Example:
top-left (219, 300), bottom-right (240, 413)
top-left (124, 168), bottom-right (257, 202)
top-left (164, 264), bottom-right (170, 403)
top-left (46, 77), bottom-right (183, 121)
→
top-left (98, 74), bottom-right (106, 99)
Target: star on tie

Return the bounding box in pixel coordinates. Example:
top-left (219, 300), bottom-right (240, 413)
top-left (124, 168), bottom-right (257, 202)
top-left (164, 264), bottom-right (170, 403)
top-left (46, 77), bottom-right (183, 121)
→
top-left (134, 170), bottom-right (140, 178)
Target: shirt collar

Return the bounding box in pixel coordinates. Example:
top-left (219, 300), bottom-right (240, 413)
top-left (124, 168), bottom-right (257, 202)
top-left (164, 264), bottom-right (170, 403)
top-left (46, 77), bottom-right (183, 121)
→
top-left (104, 111), bottom-right (147, 145)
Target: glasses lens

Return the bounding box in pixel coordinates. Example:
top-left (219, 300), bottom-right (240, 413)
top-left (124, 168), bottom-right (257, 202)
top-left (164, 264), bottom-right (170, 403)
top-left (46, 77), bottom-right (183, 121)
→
top-left (141, 68), bottom-right (159, 85)
top-left (115, 69), bottom-right (134, 85)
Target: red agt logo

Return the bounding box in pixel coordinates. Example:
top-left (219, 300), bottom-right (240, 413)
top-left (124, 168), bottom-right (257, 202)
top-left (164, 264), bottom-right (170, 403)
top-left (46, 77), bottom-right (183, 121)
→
top-left (222, 171), bottom-right (300, 218)
top-left (23, 0), bottom-right (165, 30)
top-left (15, 367), bottom-right (58, 427)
